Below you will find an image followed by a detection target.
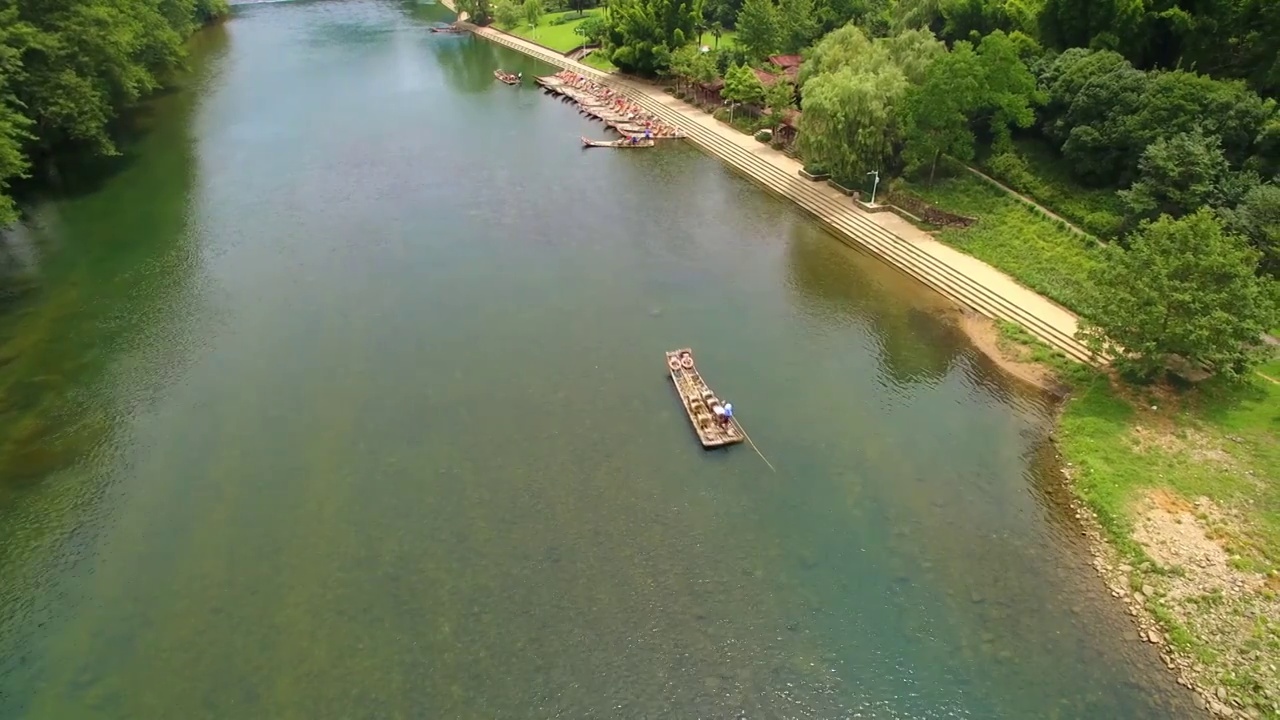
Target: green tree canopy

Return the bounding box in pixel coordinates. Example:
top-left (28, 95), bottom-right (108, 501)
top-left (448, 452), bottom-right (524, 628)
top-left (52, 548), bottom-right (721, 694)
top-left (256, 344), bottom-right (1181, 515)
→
top-left (1220, 184), bottom-right (1280, 280)
top-left (902, 39), bottom-right (981, 182)
top-left (1078, 210), bottom-right (1279, 380)
top-left (778, 0), bottom-right (821, 54)
top-left (799, 65), bottom-right (906, 185)
top-left (974, 30), bottom-right (1039, 151)
top-left (494, 0), bottom-right (522, 26)
top-left (764, 78), bottom-right (796, 127)
top-left (574, 15), bottom-right (609, 43)
top-left (605, 0), bottom-right (700, 76)
top-left (722, 63), bottom-right (767, 106)
top-left (1118, 131), bottom-right (1236, 225)
top-left (0, 0), bottom-right (227, 224)
top-left (734, 0), bottom-right (780, 61)
top-left (522, 0), bottom-right (544, 27)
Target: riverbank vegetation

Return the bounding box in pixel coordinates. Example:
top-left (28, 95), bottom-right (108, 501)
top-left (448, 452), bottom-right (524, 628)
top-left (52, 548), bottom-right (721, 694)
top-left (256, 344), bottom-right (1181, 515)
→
top-left (0, 0), bottom-right (228, 226)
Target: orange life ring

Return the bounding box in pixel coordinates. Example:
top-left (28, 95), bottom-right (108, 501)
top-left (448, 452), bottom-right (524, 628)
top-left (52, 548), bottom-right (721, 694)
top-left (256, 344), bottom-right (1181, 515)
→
top-left (668, 357), bottom-right (681, 371)
top-left (681, 356), bottom-right (694, 369)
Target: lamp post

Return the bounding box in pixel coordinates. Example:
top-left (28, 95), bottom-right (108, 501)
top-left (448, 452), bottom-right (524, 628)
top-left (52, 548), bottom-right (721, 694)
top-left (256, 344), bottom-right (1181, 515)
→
top-left (866, 170), bottom-right (880, 205)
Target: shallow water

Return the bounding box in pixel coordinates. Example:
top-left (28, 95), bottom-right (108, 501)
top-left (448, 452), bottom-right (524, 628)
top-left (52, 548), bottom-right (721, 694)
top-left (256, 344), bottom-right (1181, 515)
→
top-left (0, 1), bottom-right (1201, 717)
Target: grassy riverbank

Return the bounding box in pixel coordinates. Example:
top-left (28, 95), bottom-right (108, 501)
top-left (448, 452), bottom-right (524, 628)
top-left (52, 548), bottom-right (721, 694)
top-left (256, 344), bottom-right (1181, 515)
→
top-left (906, 156), bottom-right (1279, 718)
top-left (991, 310), bottom-right (1280, 718)
top-left (903, 170), bottom-right (1102, 311)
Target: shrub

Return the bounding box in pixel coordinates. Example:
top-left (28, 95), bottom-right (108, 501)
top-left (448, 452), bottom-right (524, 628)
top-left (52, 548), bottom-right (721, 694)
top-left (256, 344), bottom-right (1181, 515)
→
top-left (987, 151), bottom-right (1035, 192)
top-left (804, 162), bottom-right (828, 176)
top-left (754, 129), bottom-right (772, 143)
top-left (771, 139), bottom-right (786, 150)
top-left (1082, 211), bottom-right (1124, 238)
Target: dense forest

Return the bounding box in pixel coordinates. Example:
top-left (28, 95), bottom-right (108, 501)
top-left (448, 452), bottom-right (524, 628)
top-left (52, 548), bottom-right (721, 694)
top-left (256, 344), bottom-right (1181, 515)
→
top-left (0, 0), bottom-right (228, 225)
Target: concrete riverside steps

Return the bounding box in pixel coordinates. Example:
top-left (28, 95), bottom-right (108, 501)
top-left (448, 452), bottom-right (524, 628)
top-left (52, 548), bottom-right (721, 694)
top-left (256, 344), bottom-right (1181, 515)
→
top-left (448, 12), bottom-right (1098, 365)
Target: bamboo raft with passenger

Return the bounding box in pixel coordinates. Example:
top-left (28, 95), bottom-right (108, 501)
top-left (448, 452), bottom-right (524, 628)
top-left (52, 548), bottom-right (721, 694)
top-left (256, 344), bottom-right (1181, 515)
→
top-left (582, 136), bottom-right (655, 148)
top-left (665, 348), bottom-right (744, 449)
top-left (494, 70), bottom-right (520, 85)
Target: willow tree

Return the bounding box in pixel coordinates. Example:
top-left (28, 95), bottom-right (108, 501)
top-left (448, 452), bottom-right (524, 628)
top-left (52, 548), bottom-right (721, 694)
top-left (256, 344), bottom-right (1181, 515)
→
top-left (798, 66), bottom-right (907, 185)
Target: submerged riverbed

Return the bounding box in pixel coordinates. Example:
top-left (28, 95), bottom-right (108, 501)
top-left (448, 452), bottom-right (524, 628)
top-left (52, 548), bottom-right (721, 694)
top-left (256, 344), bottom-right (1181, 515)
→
top-left (0, 1), bottom-right (1202, 717)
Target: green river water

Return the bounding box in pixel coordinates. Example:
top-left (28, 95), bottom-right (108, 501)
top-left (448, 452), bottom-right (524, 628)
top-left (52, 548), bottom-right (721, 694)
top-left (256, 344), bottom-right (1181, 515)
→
top-left (0, 1), bottom-right (1203, 717)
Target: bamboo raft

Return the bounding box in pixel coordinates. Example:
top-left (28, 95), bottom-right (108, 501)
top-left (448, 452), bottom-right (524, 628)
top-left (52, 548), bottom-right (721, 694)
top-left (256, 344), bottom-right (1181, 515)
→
top-left (429, 24), bottom-right (465, 33)
top-left (535, 75), bottom-right (685, 140)
top-left (494, 70), bottom-right (520, 85)
top-left (666, 348), bottom-right (744, 449)
top-left (582, 136), bottom-right (655, 148)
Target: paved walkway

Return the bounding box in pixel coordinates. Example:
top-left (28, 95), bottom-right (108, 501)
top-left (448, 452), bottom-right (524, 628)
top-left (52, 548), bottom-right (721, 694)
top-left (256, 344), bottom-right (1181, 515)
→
top-left (444, 8), bottom-right (1095, 364)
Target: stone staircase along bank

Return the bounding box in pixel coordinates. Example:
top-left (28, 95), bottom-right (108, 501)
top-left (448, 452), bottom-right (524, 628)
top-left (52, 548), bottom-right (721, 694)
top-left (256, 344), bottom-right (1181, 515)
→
top-left (451, 14), bottom-right (1098, 366)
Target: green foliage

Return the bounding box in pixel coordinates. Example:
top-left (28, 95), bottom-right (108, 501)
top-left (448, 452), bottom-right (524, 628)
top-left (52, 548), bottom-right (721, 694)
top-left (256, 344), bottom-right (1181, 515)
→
top-left (764, 78), bottom-right (795, 127)
top-left (1078, 211), bottom-right (1279, 380)
top-left (1038, 49), bottom-right (1150, 186)
top-left (604, 0), bottom-right (699, 75)
top-left (938, 0), bottom-right (1041, 39)
top-left (734, 0), bottom-right (780, 61)
top-left (907, 169), bottom-right (1102, 310)
top-left (974, 30), bottom-right (1039, 151)
top-left (778, 0), bottom-right (821, 53)
top-left (902, 40), bottom-right (981, 182)
top-left (722, 63), bottom-right (767, 106)
top-left (0, 0), bottom-right (225, 223)
top-left (523, 0), bottom-right (545, 27)
top-left (1220, 184), bottom-right (1280, 280)
top-left (1038, 0), bottom-right (1144, 55)
top-left (1118, 131), bottom-right (1237, 225)
top-left (1037, 49), bottom-right (1275, 192)
top-left (799, 65), bottom-right (905, 185)
top-left (980, 139), bottom-right (1126, 238)
top-left (494, 0), bottom-right (522, 27)
top-left (457, 0), bottom-right (493, 24)
top-left (574, 14), bottom-right (608, 43)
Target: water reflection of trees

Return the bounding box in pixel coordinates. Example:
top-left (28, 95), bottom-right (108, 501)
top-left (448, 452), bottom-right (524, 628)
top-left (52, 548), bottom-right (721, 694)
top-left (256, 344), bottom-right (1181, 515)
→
top-left (0, 26), bottom-right (222, 494)
top-left (785, 222), bottom-right (963, 386)
top-left (431, 35), bottom-right (502, 94)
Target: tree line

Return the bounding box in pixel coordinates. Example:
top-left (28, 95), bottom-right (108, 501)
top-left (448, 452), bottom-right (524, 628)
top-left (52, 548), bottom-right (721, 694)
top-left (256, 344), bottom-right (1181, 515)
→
top-left (0, 0), bottom-right (228, 226)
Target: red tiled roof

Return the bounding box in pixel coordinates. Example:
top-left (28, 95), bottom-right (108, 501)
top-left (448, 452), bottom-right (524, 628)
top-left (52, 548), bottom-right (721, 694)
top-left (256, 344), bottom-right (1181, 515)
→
top-left (769, 55), bottom-right (803, 69)
top-left (752, 68), bottom-right (780, 86)
top-left (782, 110), bottom-right (802, 127)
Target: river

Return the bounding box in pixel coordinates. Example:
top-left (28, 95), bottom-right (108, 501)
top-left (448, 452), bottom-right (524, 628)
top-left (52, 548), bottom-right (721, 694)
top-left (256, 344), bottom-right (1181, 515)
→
top-left (0, 1), bottom-right (1201, 718)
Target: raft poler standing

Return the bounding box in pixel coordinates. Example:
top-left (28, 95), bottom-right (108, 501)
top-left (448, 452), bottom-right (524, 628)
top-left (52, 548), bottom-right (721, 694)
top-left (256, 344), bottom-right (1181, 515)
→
top-left (723, 402), bottom-right (733, 426)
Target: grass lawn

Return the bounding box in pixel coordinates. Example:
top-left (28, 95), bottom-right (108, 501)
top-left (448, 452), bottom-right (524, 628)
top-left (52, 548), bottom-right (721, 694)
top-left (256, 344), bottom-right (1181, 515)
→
top-left (697, 29), bottom-right (737, 49)
top-left (978, 137), bottom-right (1127, 239)
top-left (580, 50), bottom-right (616, 72)
top-left (902, 168), bottom-right (1104, 313)
top-left (497, 9), bottom-right (601, 53)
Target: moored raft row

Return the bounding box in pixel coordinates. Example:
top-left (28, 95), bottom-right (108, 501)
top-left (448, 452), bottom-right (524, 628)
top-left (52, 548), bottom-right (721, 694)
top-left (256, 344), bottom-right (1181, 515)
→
top-left (535, 73), bottom-right (684, 140)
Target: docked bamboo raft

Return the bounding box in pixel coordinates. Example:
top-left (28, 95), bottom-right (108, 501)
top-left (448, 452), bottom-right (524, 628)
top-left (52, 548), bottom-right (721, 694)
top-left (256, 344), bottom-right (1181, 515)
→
top-left (494, 70), bottom-right (520, 85)
top-left (535, 75), bottom-right (686, 140)
top-left (582, 136), bottom-right (655, 148)
top-left (666, 348), bottom-right (744, 449)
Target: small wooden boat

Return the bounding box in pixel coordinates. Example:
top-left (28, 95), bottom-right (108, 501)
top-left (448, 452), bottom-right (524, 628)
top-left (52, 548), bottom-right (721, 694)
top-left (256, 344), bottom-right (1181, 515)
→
top-left (665, 348), bottom-right (744, 449)
top-left (582, 136), bottom-right (655, 148)
top-left (429, 24), bottom-right (464, 33)
top-left (494, 70), bottom-right (520, 85)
